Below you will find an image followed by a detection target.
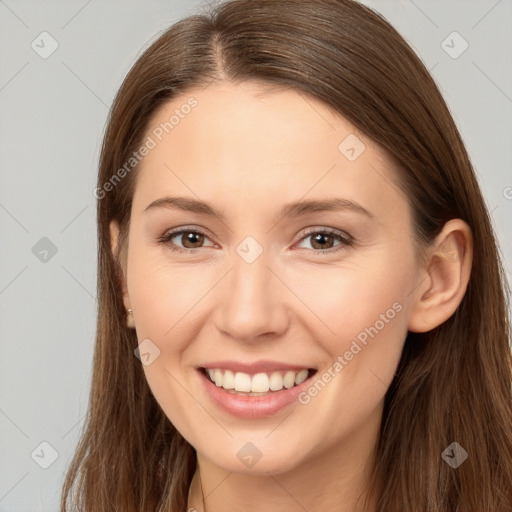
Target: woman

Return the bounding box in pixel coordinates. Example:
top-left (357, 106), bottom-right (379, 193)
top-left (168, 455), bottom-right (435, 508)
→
top-left (60, 0), bottom-right (512, 510)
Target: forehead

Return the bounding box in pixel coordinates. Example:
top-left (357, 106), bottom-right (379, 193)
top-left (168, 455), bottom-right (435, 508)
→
top-left (132, 81), bottom-right (408, 223)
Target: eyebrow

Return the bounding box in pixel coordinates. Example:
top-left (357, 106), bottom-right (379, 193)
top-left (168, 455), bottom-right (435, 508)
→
top-left (144, 196), bottom-right (374, 221)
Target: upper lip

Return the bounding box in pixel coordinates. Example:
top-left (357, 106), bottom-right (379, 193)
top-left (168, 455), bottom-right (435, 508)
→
top-left (199, 360), bottom-right (315, 374)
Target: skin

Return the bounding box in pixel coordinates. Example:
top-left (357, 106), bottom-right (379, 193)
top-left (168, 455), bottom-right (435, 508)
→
top-left (110, 81), bottom-right (472, 512)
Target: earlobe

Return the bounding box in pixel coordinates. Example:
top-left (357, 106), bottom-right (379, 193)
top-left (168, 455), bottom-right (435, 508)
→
top-left (408, 219), bottom-right (473, 333)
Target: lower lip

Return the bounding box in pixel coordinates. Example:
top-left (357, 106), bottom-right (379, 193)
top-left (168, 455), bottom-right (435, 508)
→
top-left (198, 369), bottom-right (316, 419)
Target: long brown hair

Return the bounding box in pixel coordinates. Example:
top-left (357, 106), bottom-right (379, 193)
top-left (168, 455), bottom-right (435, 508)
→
top-left (60, 0), bottom-right (512, 510)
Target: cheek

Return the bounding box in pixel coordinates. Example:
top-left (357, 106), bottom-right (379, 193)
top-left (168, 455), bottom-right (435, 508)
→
top-left (290, 266), bottom-right (410, 446)
top-left (126, 244), bottom-right (211, 343)
top-left (285, 252), bottom-right (413, 340)
top-left (126, 246), bottom-right (212, 436)
top-left (285, 252), bottom-right (413, 395)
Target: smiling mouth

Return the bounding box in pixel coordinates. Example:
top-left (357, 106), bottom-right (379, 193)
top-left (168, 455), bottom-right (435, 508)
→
top-left (201, 367), bottom-right (318, 395)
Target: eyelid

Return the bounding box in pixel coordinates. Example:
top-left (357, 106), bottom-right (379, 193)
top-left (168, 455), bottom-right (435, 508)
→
top-left (161, 225), bottom-right (213, 238)
top-left (295, 226), bottom-right (352, 242)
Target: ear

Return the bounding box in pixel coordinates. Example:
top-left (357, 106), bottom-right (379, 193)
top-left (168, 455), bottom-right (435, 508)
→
top-left (109, 220), bottom-right (132, 318)
top-left (408, 219), bottom-right (473, 333)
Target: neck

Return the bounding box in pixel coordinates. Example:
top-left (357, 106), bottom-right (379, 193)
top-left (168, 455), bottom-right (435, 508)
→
top-left (187, 406), bottom-right (382, 512)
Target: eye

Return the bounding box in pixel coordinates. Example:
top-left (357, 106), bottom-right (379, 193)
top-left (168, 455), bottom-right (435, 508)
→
top-left (157, 226), bottom-right (354, 255)
top-left (157, 228), bottom-right (216, 253)
top-left (295, 228), bottom-right (354, 254)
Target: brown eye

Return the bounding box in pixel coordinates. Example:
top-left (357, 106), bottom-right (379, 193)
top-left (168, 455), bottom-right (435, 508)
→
top-left (310, 232), bottom-right (337, 250)
top-left (178, 231), bottom-right (205, 249)
top-left (157, 228), bottom-right (216, 253)
top-left (296, 228), bottom-right (353, 254)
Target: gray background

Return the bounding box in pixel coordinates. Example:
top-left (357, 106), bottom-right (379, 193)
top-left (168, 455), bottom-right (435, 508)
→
top-left (0, 0), bottom-right (510, 510)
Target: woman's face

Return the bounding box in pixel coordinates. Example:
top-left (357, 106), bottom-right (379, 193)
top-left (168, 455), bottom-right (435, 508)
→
top-left (114, 81), bottom-right (422, 475)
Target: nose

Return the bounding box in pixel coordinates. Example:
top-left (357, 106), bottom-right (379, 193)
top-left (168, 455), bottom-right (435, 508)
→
top-left (213, 251), bottom-right (290, 343)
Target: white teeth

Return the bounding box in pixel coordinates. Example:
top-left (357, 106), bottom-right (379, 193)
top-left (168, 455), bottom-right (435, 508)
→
top-left (205, 368), bottom-right (311, 393)
top-left (283, 371), bottom-right (296, 389)
top-left (269, 371), bottom-right (283, 391)
top-left (223, 370), bottom-right (235, 389)
top-left (251, 373), bottom-right (269, 393)
top-left (294, 369), bottom-right (308, 385)
top-left (214, 369), bottom-right (223, 387)
top-left (233, 372), bottom-right (251, 392)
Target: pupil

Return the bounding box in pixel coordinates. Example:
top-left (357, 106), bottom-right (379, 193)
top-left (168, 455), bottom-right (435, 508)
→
top-left (184, 232), bottom-right (203, 248)
top-left (313, 233), bottom-right (332, 249)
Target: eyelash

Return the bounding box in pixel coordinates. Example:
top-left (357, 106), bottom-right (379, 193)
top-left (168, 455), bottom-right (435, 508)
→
top-left (156, 227), bottom-right (354, 255)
